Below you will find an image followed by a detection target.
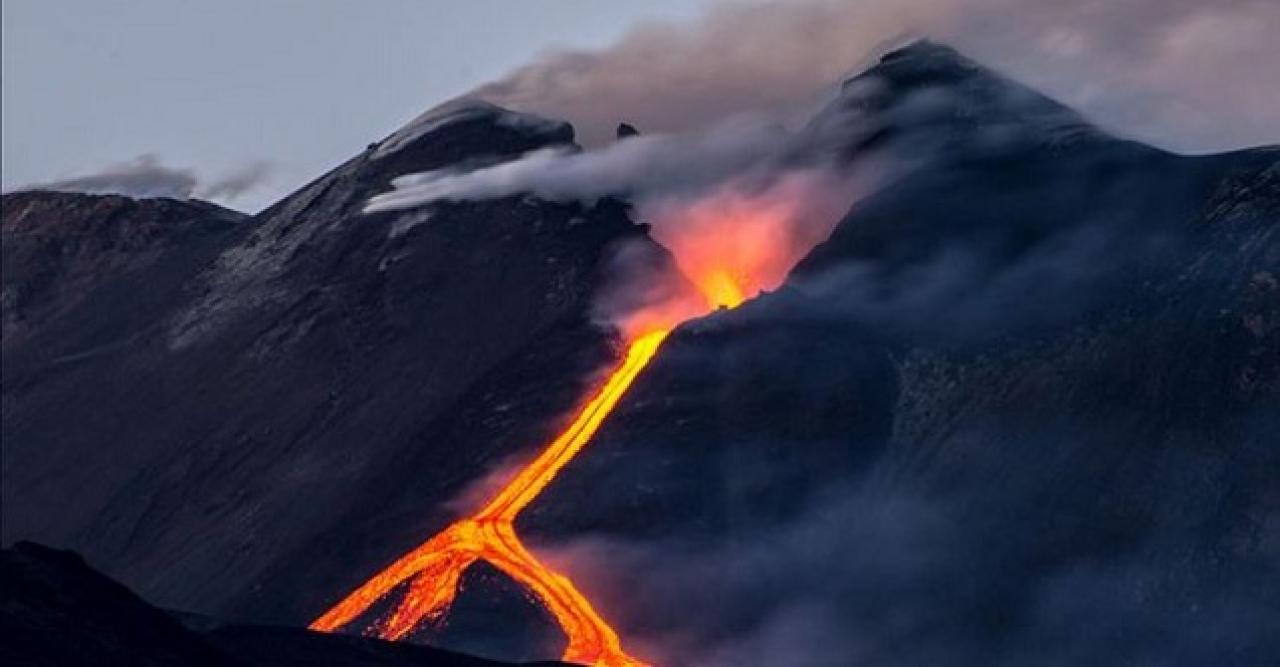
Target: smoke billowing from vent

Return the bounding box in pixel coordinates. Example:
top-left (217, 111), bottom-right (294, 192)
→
top-left (22, 154), bottom-right (272, 203)
top-left (468, 0), bottom-right (1280, 153)
top-left (365, 108), bottom-right (870, 337)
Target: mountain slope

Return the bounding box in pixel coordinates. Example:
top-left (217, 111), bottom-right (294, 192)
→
top-left (1, 191), bottom-right (246, 353)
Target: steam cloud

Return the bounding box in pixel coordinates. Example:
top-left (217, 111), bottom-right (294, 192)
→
top-left (469, 0), bottom-right (1279, 153)
top-left (25, 154), bottom-right (272, 203)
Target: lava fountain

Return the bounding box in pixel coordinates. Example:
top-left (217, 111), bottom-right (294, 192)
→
top-left (311, 175), bottom-right (842, 666)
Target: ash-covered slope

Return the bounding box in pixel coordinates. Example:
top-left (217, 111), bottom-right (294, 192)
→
top-left (1, 102), bottom-right (664, 638)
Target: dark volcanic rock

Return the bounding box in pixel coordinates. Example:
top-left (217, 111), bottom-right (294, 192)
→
top-left (526, 292), bottom-right (897, 540)
top-left (207, 624), bottom-right (564, 667)
top-left (1, 191), bottom-right (245, 352)
top-left (1, 541), bottom-right (233, 666)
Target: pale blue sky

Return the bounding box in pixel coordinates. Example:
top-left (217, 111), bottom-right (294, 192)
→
top-left (2, 0), bottom-right (717, 210)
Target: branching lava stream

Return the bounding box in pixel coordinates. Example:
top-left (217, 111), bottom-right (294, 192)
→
top-left (310, 178), bottom-right (825, 665)
top-left (311, 331), bottom-right (670, 666)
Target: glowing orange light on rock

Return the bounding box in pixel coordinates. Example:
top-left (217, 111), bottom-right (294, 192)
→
top-left (702, 269), bottom-right (747, 310)
top-left (628, 172), bottom-right (850, 325)
top-left (648, 179), bottom-right (808, 311)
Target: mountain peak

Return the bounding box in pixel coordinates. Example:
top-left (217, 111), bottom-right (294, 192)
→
top-left (372, 99), bottom-right (573, 160)
top-left (851, 39), bottom-right (982, 91)
top-left (815, 39), bottom-right (1103, 155)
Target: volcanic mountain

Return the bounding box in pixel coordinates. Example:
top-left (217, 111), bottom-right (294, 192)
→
top-left (3, 41), bottom-right (1277, 665)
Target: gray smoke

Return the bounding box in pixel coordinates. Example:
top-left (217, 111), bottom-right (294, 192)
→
top-left (468, 0), bottom-right (1279, 152)
top-left (29, 154), bottom-right (199, 200)
top-left (24, 154), bottom-right (272, 203)
top-left (366, 113), bottom-right (806, 212)
top-left (197, 160), bottom-right (273, 201)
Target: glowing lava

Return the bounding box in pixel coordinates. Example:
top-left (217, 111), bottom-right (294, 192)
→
top-left (311, 331), bottom-right (668, 666)
top-left (312, 173), bottom-right (844, 665)
top-left (646, 174), bottom-right (845, 311)
top-left (701, 269), bottom-right (747, 310)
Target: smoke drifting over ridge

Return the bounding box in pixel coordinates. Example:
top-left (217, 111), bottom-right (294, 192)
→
top-left (365, 0), bottom-right (1279, 334)
top-left (20, 154), bottom-right (272, 204)
top-left (468, 0), bottom-right (1279, 153)
top-left (368, 115), bottom-right (796, 211)
top-left (366, 107), bottom-right (869, 336)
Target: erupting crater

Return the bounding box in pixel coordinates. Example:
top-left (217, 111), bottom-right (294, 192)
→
top-left (312, 178), bottom-right (824, 665)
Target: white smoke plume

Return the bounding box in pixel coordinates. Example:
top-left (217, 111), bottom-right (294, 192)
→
top-left (469, 0), bottom-right (1280, 153)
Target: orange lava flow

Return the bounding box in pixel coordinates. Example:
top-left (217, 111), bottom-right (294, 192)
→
top-left (311, 330), bottom-right (668, 667)
top-left (310, 175), bottom-right (834, 663)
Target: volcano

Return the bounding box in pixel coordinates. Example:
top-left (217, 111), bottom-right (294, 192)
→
top-left (3, 41), bottom-right (1278, 666)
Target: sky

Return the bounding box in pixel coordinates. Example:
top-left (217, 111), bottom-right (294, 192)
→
top-left (4, 0), bottom-right (1277, 213)
top-left (1, 0), bottom-right (716, 211)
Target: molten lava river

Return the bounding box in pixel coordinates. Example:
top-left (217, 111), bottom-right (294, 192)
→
top-left (310, 179), bottom-right (831, 665)
top-left (310, 329), bottom-right (670, 666)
